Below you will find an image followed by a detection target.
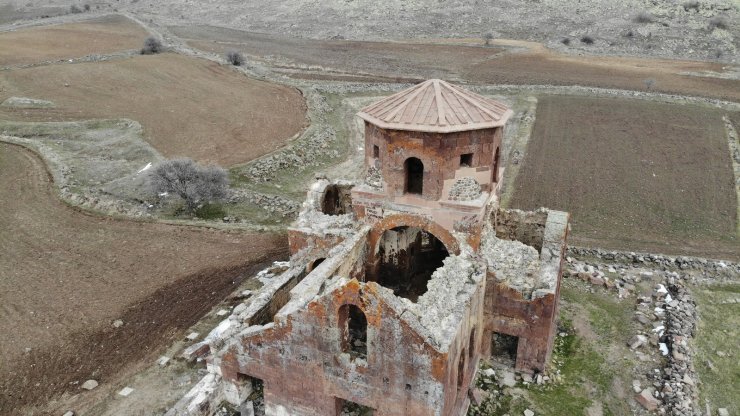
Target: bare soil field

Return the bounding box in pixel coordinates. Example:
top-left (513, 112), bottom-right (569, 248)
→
top-left (0, 53), bottom-right (307, 166)
top-left (0, 143), bottom-right (288, 414)
top-left (172, 26), bottom-right (740, 101)
top-left (172, 25), bottom-right (503, 81)
top-left (509, 95), bottom-right (738, 260)
top-left (0, 15), bottom-right (148, 67)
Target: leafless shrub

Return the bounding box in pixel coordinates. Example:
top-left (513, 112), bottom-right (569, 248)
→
top-left (149, 158), bottom-right (229, 214)
top-left (634, 11), bottom-right (655, 23)
top-left (580, 35), bottom-right (594, 45)
top-left (625, 29), bottom-right (635, 38)
top-left (83, 4), bottom-right (90, 11)
top-left (69, 4), bottom-right (82, 13)
top-left (561, 37), bottom-right (571, 45)
top-left (140, 36), bottom-right (162, 55)
top-left (482, 33), bottom-right (494, 46)
top-left (682, 1), bottom-right (700, 11)
top-left (708, 16), bottom-right (728, 30)
top-left (226, 51), bottom-right (245, 66)
top-left (644, 78), bottom-right (656, 90)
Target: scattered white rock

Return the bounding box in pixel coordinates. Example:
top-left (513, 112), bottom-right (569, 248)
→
top-left (216, 309), bottom-right (229, 316)
top-left (718, 408), bottom-right (729, 416)
top-left (659, 343), bottom-right (669, 356)
top-left (62, 412), bottom-right (75, 416)
top-left (112, 319), bottom-right (124, 328)
top-left (524, 409), bottom-right (535, 416)
top-left (157, 356), bottom-right (170, 367)
top-left (118, 387), bottom-right (134, 397)
top-left (81, 380), bottom-right (98, 390)
top-left (186, 332), bottom-right (199, 341)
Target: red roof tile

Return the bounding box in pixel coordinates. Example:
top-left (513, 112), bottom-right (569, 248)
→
top-left (358, 79), bottom-right (512, 133)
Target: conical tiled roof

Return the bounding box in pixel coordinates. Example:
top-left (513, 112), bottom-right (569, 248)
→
top-left (358, 79), bottom-right (512, 133)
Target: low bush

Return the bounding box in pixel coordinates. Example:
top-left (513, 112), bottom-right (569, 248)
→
top-left (634, 11), bottom-right (655, 23)
top-left (141, 36), bottom-right (162, 55)
top-left (561, 37), bottom-right (571, 45)
top-left (708, 16), bottom-right (728, 30)
top-left (69, 4), bottom-right (82, 13)
top-left (683, 1), bottom-right (700, 11)
top-left (580, 35), bottom-right (594, 45)
top-left (226, 51), bottom-right (245, 66)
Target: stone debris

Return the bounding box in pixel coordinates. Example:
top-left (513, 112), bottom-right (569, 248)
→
top-left (500, 370), bottom-right (517, 387)
top-left (112, 319), bottom-right (124, 328)
top-left (1, 96), bottom-right (55, 108)
top-left (524, 409), bottom-right (535, 416)
top-left (718, 409), bottom-right (729, 416)
top-left (80, 379), bottom-right (98, 390)
top-left (185, 332), bottom-right (199, 341)
top-left (215, 309), bottom-right (229, 316)
top-left (62, 412), bottom-right (74, 416)
top-left (636, 389), bottom-right (660, 411)
top-left (469, 388), bottom-right (489, 406)
top-left (157, 356), bottom-right (170, 367)
top-left (448, 177), bottom-right (483, 201)
top-left (481, 233), bottom-right (542, 296)
top-left (117, 387), bottom-right (134, 397)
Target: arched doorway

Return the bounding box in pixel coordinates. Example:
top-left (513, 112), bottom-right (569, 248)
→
top-left (376, 226), bottom-right (449, 301)
top-left (339, 304), bottom-right (367, 360)
top-left (492, 146), bottom-right (500, 183)
top-left (404, 157), bottom-right (424, 195)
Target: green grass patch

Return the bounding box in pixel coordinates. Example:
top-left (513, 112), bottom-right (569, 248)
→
top-left (693, 283), bottom-right (740, 414)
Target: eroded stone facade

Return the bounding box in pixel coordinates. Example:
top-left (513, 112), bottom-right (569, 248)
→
top-left (167, 80), bottom-right (569, 416)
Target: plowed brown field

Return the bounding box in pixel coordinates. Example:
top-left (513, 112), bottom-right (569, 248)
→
top-left (0, 53), bottom-right (307, 166)
top-left (0, 143), bottom-right (287, 414)
top-left (0, 15), bottom-right (148, 67)
top-left (509, 95), bottom-right (738, 260)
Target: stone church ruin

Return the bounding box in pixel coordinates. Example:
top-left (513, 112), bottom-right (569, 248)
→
top-left (168, 79), bottom-right (570, 416)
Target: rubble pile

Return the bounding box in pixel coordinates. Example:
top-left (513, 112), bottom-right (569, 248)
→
top-left (448, 177), bottom-right (482, 201)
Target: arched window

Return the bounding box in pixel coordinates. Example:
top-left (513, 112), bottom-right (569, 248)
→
top-left (309, 258), bottom-right (325, 272)
top-left (404, 157), bottom-right (424, 195)
top-left (492, 147), bottom-right (500, 183)
top-left (339, 304), bottom-right (367, 360)
top-left (457, 350), bottom-right (466, 390)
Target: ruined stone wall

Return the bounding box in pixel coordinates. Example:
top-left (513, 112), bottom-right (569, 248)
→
top-left (220, 281), bottom-right (450, 416)
top-left (493, 208), bottom-right (548, 251)
top-left (483, 209), bottom-right (569, 373)
top-left (365, 123), bottom-right (501, 200)
top-left (482, 280), bottom-right (559, 373)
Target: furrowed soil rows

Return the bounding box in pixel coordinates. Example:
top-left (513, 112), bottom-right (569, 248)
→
top-left (509, 95), bottom-right (738, 260)
top-left (0, 143), bottom-right (287, 413)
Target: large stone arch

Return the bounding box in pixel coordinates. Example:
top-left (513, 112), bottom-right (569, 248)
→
top-left (368, 214), bottom-right (460, 257)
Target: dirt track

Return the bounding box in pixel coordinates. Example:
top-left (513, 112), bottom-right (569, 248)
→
top-left (0, 143), bottom-right (288, 414)
top-left (509, 95), bottom-right (738, 260)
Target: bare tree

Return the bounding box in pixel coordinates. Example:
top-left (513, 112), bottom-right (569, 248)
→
top-left (141, 36), bottom-right (163, 55)
top-left (644, 78), bottom-right (656, 90)
top-left (482, 33), bottom-right (494, 46)
top-left (226, 51), bottom-right (245, 66)
top-left (149, 158), bottom-right (229, 214)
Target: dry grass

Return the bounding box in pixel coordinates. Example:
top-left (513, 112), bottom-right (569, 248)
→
top-left (0, 53), bottom-right (307, 166)
top-left (509, 95), bottom-right (738, 259)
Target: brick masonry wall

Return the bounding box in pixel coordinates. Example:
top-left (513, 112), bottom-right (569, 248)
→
top-left (365, 123), bottom-right (501, 200)
top-left (221, 279), bottom-right (484, 416)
